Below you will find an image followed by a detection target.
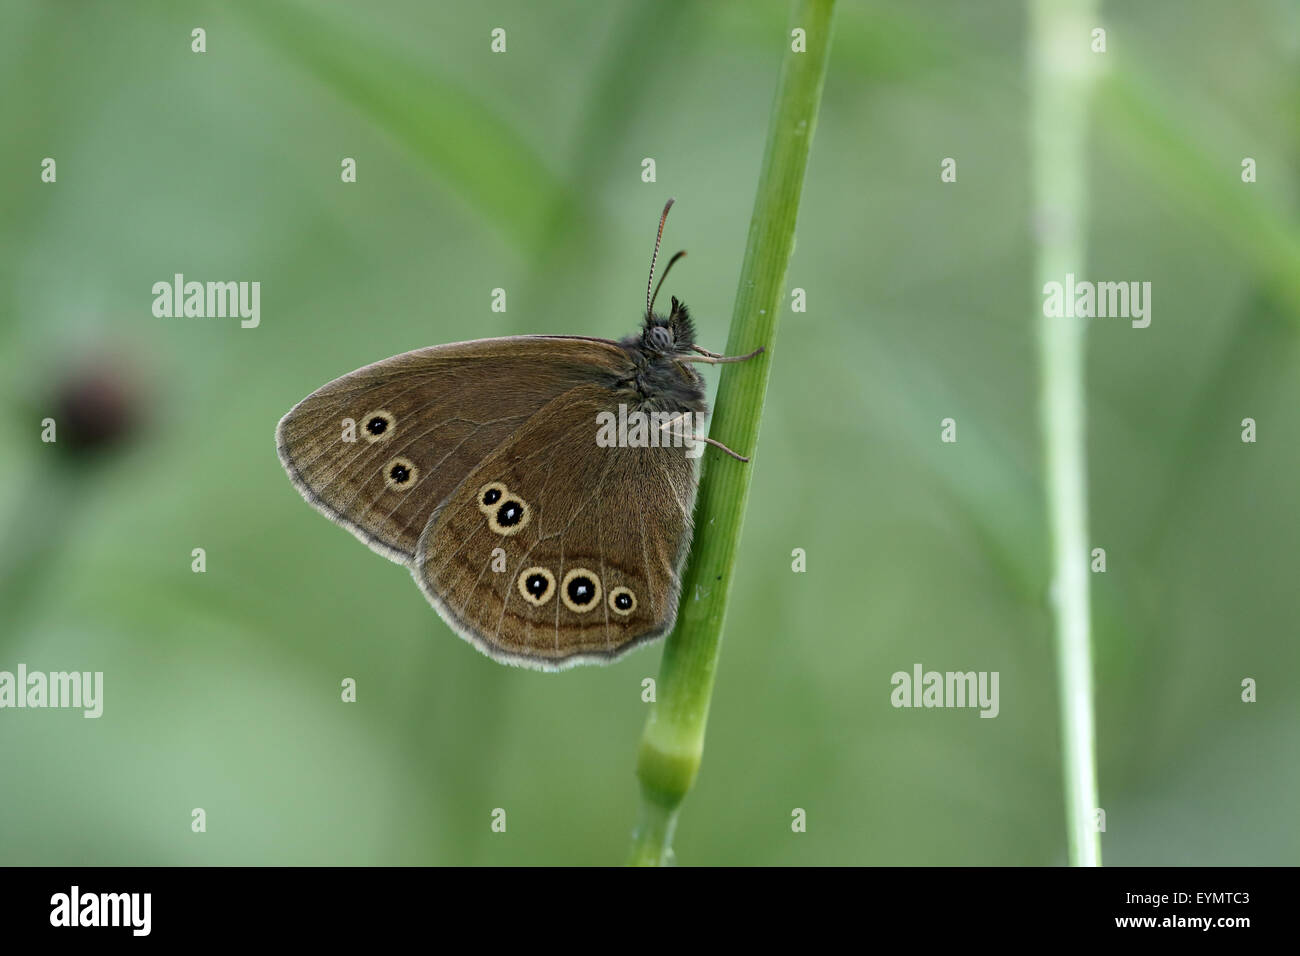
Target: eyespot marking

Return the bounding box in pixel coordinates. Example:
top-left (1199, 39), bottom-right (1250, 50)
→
top-left (517, 567), bottom-right (556, 607)
top-left (477, 481), bottom-right (509, 515)
top-left (487, 496), bottom-right (531, 535)
top-left (608, 586), bottom-right (637, 616)
top-left (363, 409), bottom-right (394, 443)
top-left (384, 457), bottom-right (417, 490)
top-left (560, 568), bottom-right (601, 613)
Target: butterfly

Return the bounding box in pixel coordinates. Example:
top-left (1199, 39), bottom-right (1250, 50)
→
top-left (276, 200), bottom-right (762, 670)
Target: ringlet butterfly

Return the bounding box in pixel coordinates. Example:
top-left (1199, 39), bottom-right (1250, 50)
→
top-left (276, 200), bottom-right (762, 670)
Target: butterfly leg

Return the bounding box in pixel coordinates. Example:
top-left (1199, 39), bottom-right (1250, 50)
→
top-left (695, 435), bottom-right (750, 462)
top-left (685, 345), bottom-right (765, 364)
top-left (657, 412), bottom-right (752, 463)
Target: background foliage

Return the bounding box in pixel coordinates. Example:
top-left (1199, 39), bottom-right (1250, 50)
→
top-left (0, 0), bottom-right (1296, 865)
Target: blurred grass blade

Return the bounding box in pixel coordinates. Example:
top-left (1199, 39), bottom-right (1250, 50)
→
top-left (522, 0), bottom-right (696, 318)
top-left (1029, 0), bottom-right (1102, 867)
top-left (1097, 69), bottom-right (1300, 321)
top-left (231, 0), bottom-right (573, 254)
top-left (628, 0), bottom-right (836, 867)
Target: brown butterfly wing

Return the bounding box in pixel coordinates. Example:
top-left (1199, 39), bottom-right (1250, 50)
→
top-left (414, 384), bottom-right (698, 670)
top-left (276, 336), bottom-right (629, 564)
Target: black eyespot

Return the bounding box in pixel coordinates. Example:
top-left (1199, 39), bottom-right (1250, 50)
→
top-left (560, 568), bottom-right (601, 612)
top-left (477, 483), bottom-right (512, 519)
top-left (517, 566), bottom-right (555, 606)
top-left (362, 410), bottom-right (395, 443)
top-left (566, 576), bottom-right (596, 605)
top-left (384, 457), bottom-right (418, 490)
top-left (485, 489), bottom-right (529, 534)
top-left (608, 585), bottom-right (637, 616)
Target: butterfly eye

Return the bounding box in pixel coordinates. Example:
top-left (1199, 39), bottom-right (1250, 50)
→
top-left (517, 567), bottom-right (556, 607)
top-left (384, 457), bottom-right (418, 489)
top-left (608, 586), bottom-right (637, 616)
top-left (362, 409), bottom-right (394, 443)
top-left (476, 482), bottom-right (510, 515)
top-left (648, 326), bottom-right (673, 351)
top-left (487, 496), bottom-right (531, 535)
top-left (560, 568), bottom-right (602, 613)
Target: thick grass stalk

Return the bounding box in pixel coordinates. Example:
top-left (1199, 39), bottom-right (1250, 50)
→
top-left (627, 0), bottom-right (836, 866)
top-left (1029, 0), bottom-right (1103, 866)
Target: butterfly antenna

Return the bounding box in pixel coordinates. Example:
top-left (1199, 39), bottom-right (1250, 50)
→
top-left (646, 198), bottom-right (675, 316)
top-left (649, 251), bottom-right (687, 316)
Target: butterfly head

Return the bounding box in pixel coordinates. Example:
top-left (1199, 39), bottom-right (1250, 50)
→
top-left (616, 199), bottom-right (708, 412)
top-left (642, 296), bottom-right (697, 356)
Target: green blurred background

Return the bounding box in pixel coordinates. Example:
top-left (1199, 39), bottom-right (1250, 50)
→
top-left (1, 0), bottom-right (1296, 865)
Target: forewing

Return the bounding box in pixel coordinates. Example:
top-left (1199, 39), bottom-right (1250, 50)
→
top-left (276, 336), bottom-right (628, 563)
